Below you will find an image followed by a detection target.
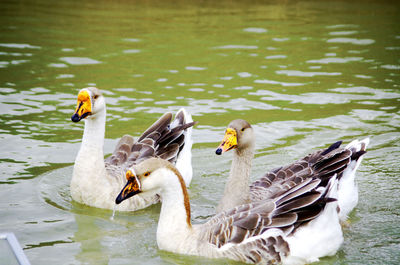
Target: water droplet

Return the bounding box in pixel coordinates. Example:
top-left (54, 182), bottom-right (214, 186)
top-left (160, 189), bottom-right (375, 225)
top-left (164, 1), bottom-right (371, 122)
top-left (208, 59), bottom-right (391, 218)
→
top-left (110, 205), bottom-right (116, 221)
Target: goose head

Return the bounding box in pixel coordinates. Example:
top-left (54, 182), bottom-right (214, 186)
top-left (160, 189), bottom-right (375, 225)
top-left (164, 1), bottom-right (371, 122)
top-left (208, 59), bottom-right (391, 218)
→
top-left (216, 119), bottom-right (254, 155)
top-left (71, 87), bottom-right (105, 122)
top-left (115, 158), bottom-right (178, 204)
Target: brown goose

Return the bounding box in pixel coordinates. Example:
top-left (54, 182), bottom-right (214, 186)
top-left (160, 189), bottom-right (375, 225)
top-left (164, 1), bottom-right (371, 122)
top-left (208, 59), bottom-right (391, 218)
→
top-left (115, 157), bottom-right (345, 264)
top-left (70, 87), bottom-right (196, 211)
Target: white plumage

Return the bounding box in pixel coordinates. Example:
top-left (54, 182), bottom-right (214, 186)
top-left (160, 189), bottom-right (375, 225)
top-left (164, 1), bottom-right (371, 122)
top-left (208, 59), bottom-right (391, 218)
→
top-left (70, 87), bottom-right (195, 211)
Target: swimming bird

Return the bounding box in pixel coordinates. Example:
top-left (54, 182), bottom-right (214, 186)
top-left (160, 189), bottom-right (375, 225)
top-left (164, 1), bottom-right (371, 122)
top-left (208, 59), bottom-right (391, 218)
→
top-left (115, 157), bottom-right (344, 264)
top-left (70, 87), bottom-right (196, 211)
top-left (215, 119), bottom-right (369, 221)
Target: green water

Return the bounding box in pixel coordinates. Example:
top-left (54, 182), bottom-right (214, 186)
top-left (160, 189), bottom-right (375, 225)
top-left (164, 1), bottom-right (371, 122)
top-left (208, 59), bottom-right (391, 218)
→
top-left (0, 0), bottom-right (399, 264)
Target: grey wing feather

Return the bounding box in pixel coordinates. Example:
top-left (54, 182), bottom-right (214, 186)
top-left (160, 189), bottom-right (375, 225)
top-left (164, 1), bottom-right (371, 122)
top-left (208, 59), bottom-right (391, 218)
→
top-left (200, 176), bottom-right (336, 263)
top-left (105, 135), bottom-right (135, 166)
top-left (113, 110), bottom-right (196, 169)
top-left (137, 112), bottom-right (173, 142)
top-left (250, 141), bottom-right (354, 202)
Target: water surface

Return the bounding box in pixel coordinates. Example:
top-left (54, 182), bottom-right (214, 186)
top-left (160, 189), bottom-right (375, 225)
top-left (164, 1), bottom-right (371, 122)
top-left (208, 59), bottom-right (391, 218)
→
top-left (0, 0), bottom-right (399, 264)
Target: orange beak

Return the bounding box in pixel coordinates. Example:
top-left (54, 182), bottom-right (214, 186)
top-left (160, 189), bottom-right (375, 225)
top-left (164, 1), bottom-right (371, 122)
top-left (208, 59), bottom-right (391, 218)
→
top-left (115, 170), bottom-right (142, 204)
top-left (71, 90), bottom-right (92, 122)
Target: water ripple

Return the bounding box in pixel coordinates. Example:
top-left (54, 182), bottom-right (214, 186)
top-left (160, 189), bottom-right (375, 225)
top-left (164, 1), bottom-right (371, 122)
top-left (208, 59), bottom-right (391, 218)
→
top-left (234, 86), bottom-right (253, 90)
top-left (329, 31), bottom-right (358, 36)
top-left (381, 65), bottom-right (400, 70)
top-left (330, 87), bottom-right (400, 99)
top-left (0, 51), bottom-right (32, 56)
top-left (265, 55), bottom-right (287, 59)
top-left (185, 66), bottom-right (207, 71)
top-left (0, 43), bottom-right (41, 49)
top-left (307, 57), bottom-right (363, 64)
top-left (0, 59), bottom-right (30, 68)
top-left (237, 72), bottom-right (252, 78)
top-left (48, 63), bottom-right (68, 68)
top-left (250, 86), bottom-right (400, 105)
top-left (59, 57), bottom-right (102, 65)
top-left (122, 38), bottom-right (141, 42)
top-left (276, 70), bottom-right (342, 77)
top-left (326, 24), bottom-right (359, 29)
top-left (243, 27), bottom-right (268, 33)
top-left (123, 49), bottom-right (141, 54)
top-left (327, 38), bottom-right (375, 45)
top-left (254, 79), bottom-right (305, 87)
top-left (214, 45), bottom-right (258, 49)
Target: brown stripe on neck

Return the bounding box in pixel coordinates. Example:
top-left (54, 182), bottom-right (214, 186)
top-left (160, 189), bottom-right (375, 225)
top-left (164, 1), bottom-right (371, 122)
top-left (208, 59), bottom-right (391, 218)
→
top-left (166, 163), bottom-right (192, 227)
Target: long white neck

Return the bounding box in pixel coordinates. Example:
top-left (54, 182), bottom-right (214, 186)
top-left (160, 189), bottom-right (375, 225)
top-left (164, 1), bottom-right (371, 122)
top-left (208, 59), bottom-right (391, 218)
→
top-left (156, 168), bottom-right (192, 253)
top-left (78, 109), bottom-right (106, 157)
top-left (217, 146), bottom-right (254, 213)
top-left (71, 108), bottom-right (109, 203)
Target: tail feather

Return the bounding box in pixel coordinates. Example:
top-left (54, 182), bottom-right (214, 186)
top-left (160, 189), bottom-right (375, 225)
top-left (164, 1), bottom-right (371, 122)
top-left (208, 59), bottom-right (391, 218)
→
top-left (174, 108), bottom-right (195, 186)
top-left (337, 137), bottom-right (369, 221)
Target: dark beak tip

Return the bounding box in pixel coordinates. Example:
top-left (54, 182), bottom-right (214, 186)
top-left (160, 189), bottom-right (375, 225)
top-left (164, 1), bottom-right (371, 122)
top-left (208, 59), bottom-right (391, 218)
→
top-left (71, 113), bottom-right (81, 122)
top-left (115, 194), bottom-right (123, 204)
top-left (216, 148), bottom-right (222, 155)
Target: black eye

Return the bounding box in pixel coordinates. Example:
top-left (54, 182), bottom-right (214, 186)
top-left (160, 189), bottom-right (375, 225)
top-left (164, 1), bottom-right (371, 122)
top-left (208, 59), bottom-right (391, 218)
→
top-left (143, 172), bottom-right (150, 177)
top-left (93, 95), bottom-right (99, 100)
top-left (241, 128), bottom-right (245, 132)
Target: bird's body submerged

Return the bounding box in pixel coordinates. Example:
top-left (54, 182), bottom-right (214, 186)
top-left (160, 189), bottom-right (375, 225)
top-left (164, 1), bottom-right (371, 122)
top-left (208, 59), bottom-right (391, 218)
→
top-left (116, 157), bottom-right (350, 264)
top-left (71, 87), bottom-right (195, 211)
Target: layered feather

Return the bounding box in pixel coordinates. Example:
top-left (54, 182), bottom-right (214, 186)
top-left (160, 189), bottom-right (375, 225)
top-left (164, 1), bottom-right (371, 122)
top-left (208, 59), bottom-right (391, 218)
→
top-left (249, 140), bottom-right (368, 222)
top-left (70, 87), bottom-right (195, 211)
top-left (124, 158), bottom-right (344, 264)
top-left (217, 119), bottom-right (369, 222)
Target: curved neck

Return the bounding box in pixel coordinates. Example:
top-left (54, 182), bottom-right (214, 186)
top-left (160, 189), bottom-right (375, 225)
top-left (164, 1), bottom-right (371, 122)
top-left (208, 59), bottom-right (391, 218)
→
top-left (217, 146), bottom-right (254, 213)
top-left (156, 167), bottom-right (192, 251)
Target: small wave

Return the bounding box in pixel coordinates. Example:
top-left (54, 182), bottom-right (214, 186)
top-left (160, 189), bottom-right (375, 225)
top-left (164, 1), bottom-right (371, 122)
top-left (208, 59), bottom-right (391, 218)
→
top-left (327, 38), bottom-right (375, 45)
top-left (56, 74), bottom-right (75, 79)
top-left (188, 88), bottom-right (204, 92)
top-left (123, 49), bottom-right (141, 54)
top-left (243, 27), bottom-right (268, 33)
top-left (122, 38), bottom-right (141, 42)
top-left (265, 55), bottom-right (287, 59)
top-left (185, 66), bottom-right (207, 71)
top-left (59, 57), bottom-right (102, 65)
top-left (213, 45), bottom-right (258, 49)
top-left (329, 31), bottom-right (358, 36)
top-left (48, 63), bottom-right (68, 68)
top-left (276, 70), bottom-right (341, 77)
top-left (234, 86), bottom-right (253, 90)
top-left (326, 24), bottom-right (359, 29)
top-left (307, 57), bottom-right (363, 64)
top-left (0, 43), bottom-right (41, 49)
top-left (272, 37), bottom-right (289, 42)
top-left (381, 64), bottom-right (400, 70)
top-left (237, 72), bottom-right (252, 78)
top-left (254, 79), bottom-right (304, 87)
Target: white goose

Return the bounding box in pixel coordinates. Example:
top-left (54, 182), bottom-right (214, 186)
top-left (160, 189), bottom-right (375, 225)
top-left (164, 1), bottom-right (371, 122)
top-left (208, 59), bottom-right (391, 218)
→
top-left (115, 157), bottom-right (344, 264)
top-left (70, 87), bottom-right (196, 211)
top-left (215, 119), bottom-right (369, 222)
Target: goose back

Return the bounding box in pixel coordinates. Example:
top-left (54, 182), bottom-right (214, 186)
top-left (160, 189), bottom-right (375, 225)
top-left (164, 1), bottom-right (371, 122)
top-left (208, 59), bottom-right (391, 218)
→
top-left (105, 111), bottom-right (196, 172)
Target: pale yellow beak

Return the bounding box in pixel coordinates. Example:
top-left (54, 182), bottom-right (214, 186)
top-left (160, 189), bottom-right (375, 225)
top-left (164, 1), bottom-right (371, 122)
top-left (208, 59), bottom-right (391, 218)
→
top-left (216, 128), bottom-right (238, 155)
